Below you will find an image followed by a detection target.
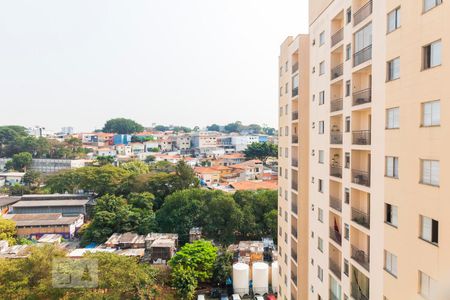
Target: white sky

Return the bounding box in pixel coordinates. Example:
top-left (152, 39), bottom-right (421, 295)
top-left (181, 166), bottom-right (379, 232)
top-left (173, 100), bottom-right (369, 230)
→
top-left (0, 0), bottom-right (308, 132)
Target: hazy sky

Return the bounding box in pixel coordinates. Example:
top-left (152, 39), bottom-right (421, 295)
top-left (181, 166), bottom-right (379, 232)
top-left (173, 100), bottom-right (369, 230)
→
top-left (0, 0), bottom-right (308, 132)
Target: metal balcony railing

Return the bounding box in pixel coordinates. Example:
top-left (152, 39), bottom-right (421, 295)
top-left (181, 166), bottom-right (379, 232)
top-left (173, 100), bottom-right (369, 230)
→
top-left (331, 64), bottom-right (344, 80)
top-left (353, 0), bottom-right (373, 26)
top-left (330, 98), bottom-right (343, 112)
top-left (329, 227), bottom-right (342, 245)
top-left (352, 169), bottom-right (371, 187)
top-left (291, 201), bottom-right (298, 215)
top-left (352, 130), bottom-right (371, 145)
top-left (292, 158), bottom-right (298, 167)
top-left (352, 207), bottom-right (370, 229)
top-left (330, 164), bottom-right (343, 179)
top-left (330, 132), bottom-right (343, 144)
top-left (292, 181), bottom-right (298, 191)
top-left (292, 111), bottom-right (299, 120)
top-left (351, 282), bottom-right (370, 300)
top-left (292, 226), bottom-right (298, 239)
top-left (292, 135), bottom-right (299, 144)
top-left (329, 258), bottom-right (342, 279)
top-left (351, 245), bottom-right (370, 271)
top-left (331, 28), bottom-right (344, 47)
top-left (292, 87), bottom-right (299, 97)
top-left (292, 250), bottom-right (298, 262)
top-left (292, 62), bottom-right (299, 74)
top-left (330, 196), bottom-right (342, 212)
top-left (352, 88), bottom-right (372, 106)
top-left (353, 44), bottom-right (372, 67)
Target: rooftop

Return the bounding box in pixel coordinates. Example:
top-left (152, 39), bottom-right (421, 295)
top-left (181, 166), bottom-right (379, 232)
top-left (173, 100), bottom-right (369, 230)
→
top-left (4, 214), bottom-right (83, 227)
top-left (229, 180), bottom-right (277, 191)
top-left (12, 199), bottom-right (90, 208)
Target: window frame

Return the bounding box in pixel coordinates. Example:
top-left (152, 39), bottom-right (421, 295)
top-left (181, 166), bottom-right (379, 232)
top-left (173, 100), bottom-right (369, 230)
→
top-left (386, 107), bottom-right (400, 129)
top-left (421, 100), bottom-right (440, 127)
top-left (387, 7), bottom-right (401, 34)
top-left (422, 40), bottom-right (442, 70)
top-left (387, 57), bottom-right (400, 81)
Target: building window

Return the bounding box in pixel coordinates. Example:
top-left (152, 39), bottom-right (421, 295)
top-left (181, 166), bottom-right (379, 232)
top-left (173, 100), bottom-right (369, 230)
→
top-left (278, 206), bottom-right (282, 216)
top-left (279, 107), bottom-right (283, 116)
top-left (318, 208), bottom-right (323, 223)
top-left (279, 226), bottom-right (282, 236)
top-left (385, 156), bottom-right (399, 178)
top-left (285, 83), bottom-right (288, 94)
top-left (346, 8), bottom-right (352, 24)
top-left (344, 188), bottom-right (350, 204)
top-left (319, 61), bottom-right (325, 75)
top-left (345, 80), bottom-right (351, 97)
top-left (420, 215), bottom-right (439, 245)
top-left (385, 203), bottom-right (398, 227)
top-left (319, 91), bottom-right (325, 105)
top-left (318, 179), bottom-right (323, 193)
top-left (387, 58), bottom-right (400, 81)
top-left (345, 116), bottom-right (351, 132)
top-left (284, 212), bottom-right (288, 222)
top-left (285, 61), bottom-right (288, 72)
top-left (318, 237), bottom-right (323, 252)
top-left (384, 250), bottom-right (398, 277)
top-left (386, 107), bottom-right (400, 129)
top-left (345, 152), bottom-right (350, 168)
top-left (285, 104), bottom-right (288, 115)
top-left (317, 266), bottom-right (323, 282)
top-left (423, 40), bottom-right (442, 69)
top-left (318, 150), bottom-right (324, 164)
top-left (346, 44), bottom-right (351, 61)
top-left (285, 126), bottom-right (289, 136)
top-left (387, 7), bottom-right (401, 33)
top-left (344, 224), bottom-right (349, 240)
top-left (279, 87), bottom-right (282, 97)
top-left (344, 259), bottom-right (349, 276)
top-left (423, 0), bottom-right (443, 12)
top-left (318, 121), bottom-right (325, 134)
top-left (284, 190), bottom-right (288, 201)
top-left (285, 147), bottom-right (289, 158)
top-left (319, 31), bottom-right (325, 46)
top-left (420, 271), bottom-right (437, 299)
top-left (279, 187), bottom-right (282, 196)
top-left (421, 160), bottom-right (440, 186)
top-left (285, 168), bottom-right (288, 179)
top-left (422, 100), bottom-right (440, 127)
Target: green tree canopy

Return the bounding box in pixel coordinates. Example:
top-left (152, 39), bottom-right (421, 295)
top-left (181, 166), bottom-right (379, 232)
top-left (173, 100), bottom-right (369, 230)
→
top-left (0, 217), bottom-right (17, 245)
top-left (212, 249), bottom-right (233, 286)
top-left (224, 121), bottom-right (243, 133)
top-left (102, 118), bottom-right (144, 134)
top-left (206, 124), bottom-right (221, 132)
top-left (10, 152), bottom-right (32, 171)
top-left (171, 265), bottom-right (197, 300)
top-left (243, 142), bottom-right (278, 164)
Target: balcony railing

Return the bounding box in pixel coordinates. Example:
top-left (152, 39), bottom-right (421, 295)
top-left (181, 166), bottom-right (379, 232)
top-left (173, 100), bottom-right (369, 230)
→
top-left (330, 196), bottom-right (342, 212)
top-left (291, 201), bottom-right (298, 215)
top-left (352, 207), bottom-right (370, 229)
top-left (292, 250), bottom-right (298, 262)
top-left (291, 272), bottom-right (298, 285)
top-left (292, 226), bottom-right (298, 239)
top-left (331, 28), bottom-right (344, 47)
top-left (330, 289), bottom-right (340, 300)
top-left (329, 258), bottom-right (342, 279)
top-left (329, 227), bottom-right (342, 245)
top-left (292, 158), bottom-right (298, 167)
top-left (351, 282), bottom-right (369, 300)
top-left (352, 169), bottom-right (370, 187)
top-left (353, 44), bottom-right (372, 67)
top-left (352, 88), bottom-right (372, 106)
top-left (292, 62), bottom-right (299, 73)
top-left (351, 245), bottom-right (370, 271)
top-left (330, 132), bottom-right (343, 144)
top-left (292, 87), bottom-right (299, 97)
top-left (330, 164), bottom-right (343, 179)
top-left (353, 0), bottom-right (373, 26)
top-left (292, 111), bottom-right (299, 120)
top-left (292, 135), bottom-right (299, 144)
top-left (331, 64), bottom-right (344, 80)
top-left (352, 130), bottom-right (371, 145)
top-left (330, 98), bottom-right (343, 112)
top-left (292, 181), bottom-right (298, 191)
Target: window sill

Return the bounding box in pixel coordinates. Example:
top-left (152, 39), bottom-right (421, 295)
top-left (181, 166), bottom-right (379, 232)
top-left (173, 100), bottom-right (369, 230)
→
top-left (385, 127), bottom-right (400, 130)
top-left (420, 124), bottom-right (440, 128)
top-left (386, 77), bottom-right (400, 83)
top-left (419, 237), bottom-right (439, 247)
top-left (385, 222), bottom-right (398, 229)
top-left (386, 26), bottom-right (401, 35)
top-left (384, 268), bottom-right (398, 279)
top-left (422, 3), bottom-right (443, 15)
top-left (385, 175), bottom-right (399, 180)
top-left (419, 181), bottom-right (440, 188)
top-left (421, 64), bottom-right (442, 72)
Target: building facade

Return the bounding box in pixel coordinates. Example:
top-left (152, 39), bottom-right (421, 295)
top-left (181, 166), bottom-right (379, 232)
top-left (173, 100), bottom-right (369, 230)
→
top-left (279, 0), bottom-right (450, 299)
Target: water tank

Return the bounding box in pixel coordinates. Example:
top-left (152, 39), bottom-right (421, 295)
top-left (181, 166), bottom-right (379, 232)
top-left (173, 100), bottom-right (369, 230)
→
top-left (252, 262), bottom-right (269, 295)
top-left (233, 263), bottom-right (249, 296)
top-left (271, 261), bottom-right (279, 293)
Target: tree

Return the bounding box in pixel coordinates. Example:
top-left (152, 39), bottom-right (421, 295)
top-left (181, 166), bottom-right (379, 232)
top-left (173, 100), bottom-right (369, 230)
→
top-left (224, 121), bottom-right (243, 133)
top-left (212, 249), bottom-right (233, 286)
top-left (102, 118), bottom-right (144, 134)
top-left (120, 160), bottom-right (150, 175)
top-left (173, 160), bottom-right (199, 190)
top-left (153, 125), bottom-right (170, 132)
top-left (171, 265), bottom-right (197, 300)
top-left (243, 142), bottom-right (278, 164)
top-left (207, 124), bottom-right (221, 132)
top-left (11, 152), bottom-right (32, 171)
top-left (145, 155), bottom-right (156, 163)
top-left (23, 170), bottom-right (42, 187)
top-left (95, 155), bottom-right (115, 166)
top-left (0, 217), bottom-right (17, 245)
top-left (246, 124), bottom-right (262, 134)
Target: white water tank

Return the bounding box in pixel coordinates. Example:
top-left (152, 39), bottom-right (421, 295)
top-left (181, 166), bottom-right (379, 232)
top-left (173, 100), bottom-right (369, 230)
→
top-left (271, 261), bottom-right (279, 293)
top-left (233, 263), bottom-right (249, 296)
top-left (252, 262), bottom-right (269, 295)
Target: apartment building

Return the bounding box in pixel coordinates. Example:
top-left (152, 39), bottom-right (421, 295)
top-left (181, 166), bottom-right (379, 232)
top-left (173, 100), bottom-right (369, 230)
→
top-left (279, 0), bottom-right (449, 299)
top-left (278, 34), bottom-right (310, 300)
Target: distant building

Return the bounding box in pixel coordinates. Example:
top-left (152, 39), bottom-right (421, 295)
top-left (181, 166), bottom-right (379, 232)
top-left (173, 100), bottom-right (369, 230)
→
top-left (104, 233), bottom-right (146, 249)
top-left (144, 233), bottom-right (178, 264)
top-left (0, 196), bottom-right (21, 215)
top-left (0, 172), bottom-right (25, 187)
top-left (231, 135), bottom-right (260, 152)
top-left (11, 195), bottom-right (90, 216)
top-left (113, 134), bottom-right (132, 145)
top-left (30, 158), bottom-right (87, 174)
top-left (61, 127), bottom-right (74, 135)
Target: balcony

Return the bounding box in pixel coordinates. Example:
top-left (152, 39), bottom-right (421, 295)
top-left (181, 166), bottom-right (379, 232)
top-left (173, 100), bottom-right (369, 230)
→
top-left (330, 196), bottom-right (342, 212)
top-left (352, 169), bottom-right (370, 187)
top-left (292, 226), bottom-right (298, 239)
top-left (292, 158), bottom-right (298, 168)
top-left (292, 181), bottom-right (298, 191)
top-left (353, 45), bottom-right (372, 67)
top-left (351, 245), bottom-right (370, 272)
top-left (351, 282), bottom-right (369, 300)
top-left (330, 164), bottom-right (343, 179)
top-left (352, 130), bottom-right (371, 145)
top-left (329, 258), bottom-right (342, 280)
top-left (331, 64), bottom-right (344, 80)
top-left (330, 132), bottom-right (343, 145)
top-left (292, 87), bottom-right (299, 97)
top-left (329, 227), bottom-right (342, 245)
top-left (331, 28), bottom-right (344, 47)
top-left (292, 249), bottom-right (298, 262)
top-left (330, 98), bottom-right (343, 113)
top-left (353, 0), bottom-right (373, 26)
top-left (292, 111), bottom-right (299, 120)
top-left (291, 272), bottom-right (298, 285)
top-left (352, 88), bottom-right (372, 106)
top-left (352, 207), bottom-right (370, 229)
top-left (330, 290), bottom-right (340, 300)
top-left (291, 201), bottom-right (298, 215)
top-left (292, 62), bottom-right (299, 74)
top-left (292, 135), bottom-right (299, 144)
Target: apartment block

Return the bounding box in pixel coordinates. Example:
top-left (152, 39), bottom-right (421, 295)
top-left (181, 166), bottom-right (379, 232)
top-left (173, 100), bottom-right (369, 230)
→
top-left (278, 34), bottom-right (310, 300)
top-left (279, 0), bottom-right (449, 299)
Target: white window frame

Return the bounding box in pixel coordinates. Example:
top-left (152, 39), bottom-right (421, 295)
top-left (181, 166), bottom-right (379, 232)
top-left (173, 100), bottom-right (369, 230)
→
top-left (422, 100), bottom-right (440, 127)
top-left (384, 250), bottom-right (398, 277)
top-left (423, 40), bottom-right (442, 69)
top-left (319, 61), bottom-right (325, 75)
top-left (385, 156), bottom-right (399, 178)
top-left (423, 0), bottom-right (443, 13)
top-left (386, 107), bottom-right (400, 129)
top-left (421, 159), bottom-right (440, 186)
top-left (420, 271), bottom-right (437, 299)
top-left (387, 7), bottom-right (401, 33)
top-left (387, 58), bottom-right (400, 81)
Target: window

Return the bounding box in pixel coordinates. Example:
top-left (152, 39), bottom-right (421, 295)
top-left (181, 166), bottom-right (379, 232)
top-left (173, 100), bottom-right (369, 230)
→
top-left (345, 80), bottom-right (351, 97)
top-left (285, 147), bottom-right (289, 158)
top-left (422, 100), bottom-right (440, 126)
top-left (386, 107), bottom-right (400, 129)
top-left (387, 7), bottom-right (401, 33)
top-left (312, 94), bottom-right (316, 102)
top-left (285, 61), bottom-right (288, 72)
top-left (284, 212), bottom-right (288, 222)
top-left (384, 250), bottom-right (398, 277)
top-left (387, 58), bottom-right (400, 81)
top-left (317, 266), bottom-right (323, 281)
top-left (318, 237), bottom-right (323, 252)
top-left (421, 160), bottom-right (440, 186)
top-left (318, 150), bottom-right (324, 164)
top-left (279, 87), bottom-right (282, 97)
top-left (279, 187), bottom-right (282, 196)
top-left (346, 8), bottom-right (352, 24)
top-left (279, 107), bottom-right (283, 116)
top-left (423, 40), bottom-right (442, 69)
top-left (385, 156), bottom-right (399, 178)
top-left (345, 116), bottom-right (351, 132)
top-left (420, 215), bottom-right (439, 244)
top-left (344, 224), bottom-right (349, 240)
top-left (318, 179), bottom-right (323, 193)
top-left (319, 91), bottom-right (325, 105)
top-left (385, 203), bottom-right (398, 227)
top-left (278, 206), bottom-right (282, 216)
top-left (420, 271), bottom-right (437, 299)
top-left (424, 0), bottom-right (443, 12)
top-left (285, 168), bottom-right (288, 179)
top-left (285, 126), bottom-right (289, 136)
top-left (318, 208), bottom-right (323, 223)
top-left (344, 188), bottom-right (350, 204)
top-left (279, 226), bottom-right (282, 236)
top-left (318, 121), bottom-right (325, 134)
top-left (285, 104), bottom-right (288, 115)
top-left (284, 190), bottom-right (288, 201)
top-left (344, 259), bottom-right (349, 276)
top-left (319, 61), bottom-right (325, 75)
top-left (279, 168), bottom-right (282, 177)
top-left (346, 44), bottom-right (351, 61)
top-left (285, 83), bottom-right (288, 94)
top-left (345, 152), bottom-right (350, 168)
top-left (354, 23), bottom-right (372, 53)
top-left (319, 31), bottom-right (325, 46)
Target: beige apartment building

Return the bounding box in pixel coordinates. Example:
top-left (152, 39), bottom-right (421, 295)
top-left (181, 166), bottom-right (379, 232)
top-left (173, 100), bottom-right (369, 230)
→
top-left (279, 0), bottom-right (449, 299)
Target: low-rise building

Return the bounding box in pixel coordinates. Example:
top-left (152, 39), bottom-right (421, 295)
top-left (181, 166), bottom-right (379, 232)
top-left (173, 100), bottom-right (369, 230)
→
top-left (144, 233), bottom-right (178, 264)
top-left (10, 195), bottom-right (90, 216)
top-left (0, 172), bottom-right (25, 186)
top-left (0, 196), bottom-right (21, 215)
top-left (104, 233), bottom-right (146, 249)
